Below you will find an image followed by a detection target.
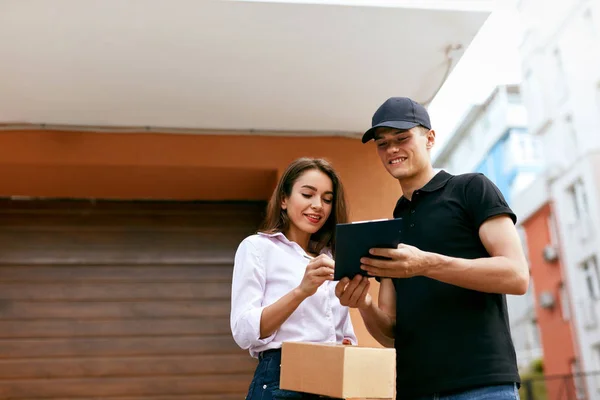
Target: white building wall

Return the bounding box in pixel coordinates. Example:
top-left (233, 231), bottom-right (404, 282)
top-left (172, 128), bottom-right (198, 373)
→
top-left (439, 87), bottom-right (528, 175)
top-left (433, 85), bottom-right (543, 371)
top-left (507, 280), bottom-right (544, 370)
top-left (515, 0), bottom-right (600, 392)
top-left (549, 154), bottom-right (600, 392)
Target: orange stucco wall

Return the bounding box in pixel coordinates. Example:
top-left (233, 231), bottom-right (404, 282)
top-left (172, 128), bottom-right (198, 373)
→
top-left (522, 203), bottom-right (578, 379)
top-left (0, 130), bottom-right (402, 347)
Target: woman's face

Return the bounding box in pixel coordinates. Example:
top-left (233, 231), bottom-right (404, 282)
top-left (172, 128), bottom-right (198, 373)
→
top-left (282, 168), bottom-right (334, 238)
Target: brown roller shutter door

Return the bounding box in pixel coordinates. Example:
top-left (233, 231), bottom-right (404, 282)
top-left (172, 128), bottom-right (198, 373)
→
top-left (0, 199), bottom-right (264, 399)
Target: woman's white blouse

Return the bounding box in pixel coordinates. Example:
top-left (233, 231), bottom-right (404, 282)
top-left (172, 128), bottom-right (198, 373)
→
top-left (230, 232), bottom-right (357, 358)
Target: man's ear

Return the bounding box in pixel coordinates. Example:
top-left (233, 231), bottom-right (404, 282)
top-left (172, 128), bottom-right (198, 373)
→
top-left (426, 129), bottom-right (436, 149)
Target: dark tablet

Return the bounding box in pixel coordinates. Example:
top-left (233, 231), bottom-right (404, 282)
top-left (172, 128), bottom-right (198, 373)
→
top-left (333, 218), bottom-right (403, 281)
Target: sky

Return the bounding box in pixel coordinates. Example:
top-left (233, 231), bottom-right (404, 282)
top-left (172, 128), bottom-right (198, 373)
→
top-left (427, 1), bottom-right (524, 160)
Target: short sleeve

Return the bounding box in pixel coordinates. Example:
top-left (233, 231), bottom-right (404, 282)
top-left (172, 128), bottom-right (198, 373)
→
top-left (465, 173), bottom-right (517, 229)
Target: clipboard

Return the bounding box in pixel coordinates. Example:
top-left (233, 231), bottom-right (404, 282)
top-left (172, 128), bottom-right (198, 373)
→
top-left (333, 218), bottom-right (403, 281)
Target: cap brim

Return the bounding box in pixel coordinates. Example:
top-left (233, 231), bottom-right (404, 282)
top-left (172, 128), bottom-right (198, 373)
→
top-left (361, 121), bottom-right (419, 143)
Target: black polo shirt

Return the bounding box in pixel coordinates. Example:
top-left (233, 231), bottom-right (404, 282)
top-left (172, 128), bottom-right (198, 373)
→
top-left (389, 170), bottom-right (520, 399)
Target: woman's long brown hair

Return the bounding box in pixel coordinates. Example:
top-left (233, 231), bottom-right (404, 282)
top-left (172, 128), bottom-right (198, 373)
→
top-left (259, 157), bottom-right (348, 255)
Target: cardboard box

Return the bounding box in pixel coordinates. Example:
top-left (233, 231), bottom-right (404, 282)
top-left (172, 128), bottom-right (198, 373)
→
top-left (280, 342), bottom-right (395, 399)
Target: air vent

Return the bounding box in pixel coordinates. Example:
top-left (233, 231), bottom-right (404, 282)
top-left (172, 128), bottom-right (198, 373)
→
top-left (543, 245), bottom-right (559, 263)
top-left (539, 291), bottom-right (555, 309)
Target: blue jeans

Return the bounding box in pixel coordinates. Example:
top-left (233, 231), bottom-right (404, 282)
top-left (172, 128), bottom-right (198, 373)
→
top-left (413, 384), bottom-right (520, 400)
top-left (246, 349), bottom-right (343, 400)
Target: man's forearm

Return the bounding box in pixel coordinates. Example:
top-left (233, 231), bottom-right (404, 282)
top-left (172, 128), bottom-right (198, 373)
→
top-left (359, 302), bottom-right (395, 348)
top-left (425, 253), bottom-right (529, 295)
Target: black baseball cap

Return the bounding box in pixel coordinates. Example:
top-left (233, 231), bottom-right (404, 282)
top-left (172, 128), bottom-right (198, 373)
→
top-left (361, 97), bottom-right (431, 143)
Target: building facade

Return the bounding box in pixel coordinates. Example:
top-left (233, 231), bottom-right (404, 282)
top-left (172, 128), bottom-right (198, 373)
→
top-left (511, 0), bottom-right (600, 397)
top-left (433, 84), bottom-right (545, 372)
top-left (0, 2), bottom-right (493, 398)
top-left (513, 178), bottom-right (583, 399)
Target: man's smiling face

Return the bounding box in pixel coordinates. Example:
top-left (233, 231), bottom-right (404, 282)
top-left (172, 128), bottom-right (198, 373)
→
top-left (374, 126), bottom-right (435, 180)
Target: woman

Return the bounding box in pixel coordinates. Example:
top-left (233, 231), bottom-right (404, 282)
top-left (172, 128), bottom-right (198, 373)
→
top-left (230, 157), bottom-right (357, 400)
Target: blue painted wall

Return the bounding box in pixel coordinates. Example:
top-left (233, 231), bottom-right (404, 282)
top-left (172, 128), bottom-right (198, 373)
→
top-left (475, 128), bottom-right (542, 205)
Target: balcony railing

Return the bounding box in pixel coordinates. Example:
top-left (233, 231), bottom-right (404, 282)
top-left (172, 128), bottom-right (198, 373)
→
top-left (520, 370), bottom-right (600, 400)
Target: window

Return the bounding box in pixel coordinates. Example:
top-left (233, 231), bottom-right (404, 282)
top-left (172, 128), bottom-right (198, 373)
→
top-left (482, 114), bottom-right (491, 134)
top-left (570, 359), bottom-right (586, 399)
top-left (553, 47), bottom-right (568, 101)
top-left (517, 226), bottom-right (530, 263)
top-left (507, 130), bottom-right (542, 167)
top-left (582, 256), bottom-right (600, 300)
top-left (507, 92), bottom-right (522, 105)
top-left (466, 133), bottom-right (475, 152)
top-left (525, 317), bottom-right (541, 350)
top-left (502, 135), bottom-right (518, 173)
top-left (594, 345), bottom-right (600, 392)
top-left (559, 282), bottom-right (571, 321)
top-left (445, 159), bottom-right (455, 175)
top-left (524, 69), bottom-right (545, 130)
top-left (523, 134), bottom-right (538, 163)
top-left (548, 212), bottom-right (560, 246)
top-left (567, 179), bottom-right (589, 222)
top-left (485, 156), bottom-right (497, 184)
top-left (564, 115), bottom-right (578, 159)
top-left (584, 8), bottom-right (596, 37)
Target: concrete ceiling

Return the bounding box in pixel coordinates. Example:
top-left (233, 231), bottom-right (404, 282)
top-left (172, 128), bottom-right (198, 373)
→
top-left (0, 0), bottom-right (491, 136)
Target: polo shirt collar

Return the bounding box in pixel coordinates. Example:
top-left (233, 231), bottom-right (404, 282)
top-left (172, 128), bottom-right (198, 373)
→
top-left (420, 170), bottom-right (452, 192)
top-left (396, 170), bottom-right (452, 208)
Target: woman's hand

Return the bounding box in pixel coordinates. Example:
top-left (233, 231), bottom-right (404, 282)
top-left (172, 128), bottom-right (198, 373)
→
top-left (297, 254), bottom-right (335, 297)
